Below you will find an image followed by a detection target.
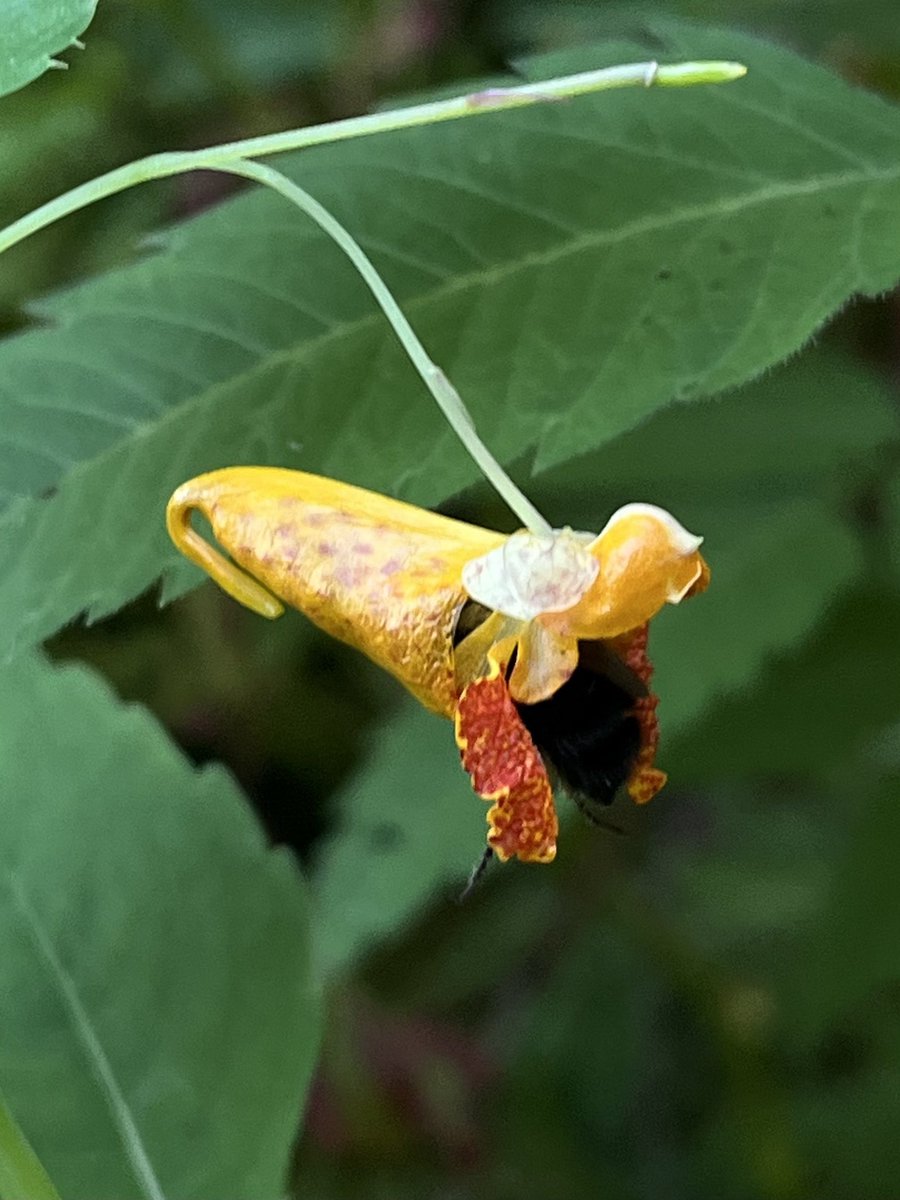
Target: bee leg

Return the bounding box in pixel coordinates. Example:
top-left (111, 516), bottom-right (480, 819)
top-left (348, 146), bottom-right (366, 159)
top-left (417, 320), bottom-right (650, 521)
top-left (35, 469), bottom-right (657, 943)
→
top-left (570, 790), bottom-right (628, 837)
top-left (458, 846), bottom-right (494, 902)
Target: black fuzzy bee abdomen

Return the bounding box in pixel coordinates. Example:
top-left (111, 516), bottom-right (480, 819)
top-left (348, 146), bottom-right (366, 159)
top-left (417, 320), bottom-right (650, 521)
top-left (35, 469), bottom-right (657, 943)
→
top-left (514, 653), bottom-right (643, 810)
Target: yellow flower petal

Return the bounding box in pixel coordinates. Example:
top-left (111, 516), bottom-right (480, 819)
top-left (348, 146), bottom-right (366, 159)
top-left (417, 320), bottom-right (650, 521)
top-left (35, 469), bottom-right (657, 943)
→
top-left (547, 502), bottom-right (708, 641)
top-left (167, 467), bottom-right (503, 715)
top-left (453, 610), bottom-right (522, 692)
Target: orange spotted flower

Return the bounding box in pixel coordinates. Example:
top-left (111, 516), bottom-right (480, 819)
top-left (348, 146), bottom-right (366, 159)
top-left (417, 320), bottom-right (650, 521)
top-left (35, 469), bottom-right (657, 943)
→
top-left (166, 468), bottom-right (708, 867)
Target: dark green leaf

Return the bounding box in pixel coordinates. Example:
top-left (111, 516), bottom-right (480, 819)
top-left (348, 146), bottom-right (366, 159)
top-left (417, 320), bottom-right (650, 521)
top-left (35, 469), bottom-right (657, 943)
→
top-left (650, 497), bottom-right (862, 736)
top-left (788, 772), bottom-right (900, 1039)
top-left (669, 587), bottom-right (900, 782)
top-left (0, 653), bottom-right (319, 1200)
top-left (313, 703), bottom-right (482, 979)
top-left (888, 463), bottom-right (900, 585)
top-left (531, 348), bottom-right (900, 513)
top-left (498, 1), bottom-right (900, 59)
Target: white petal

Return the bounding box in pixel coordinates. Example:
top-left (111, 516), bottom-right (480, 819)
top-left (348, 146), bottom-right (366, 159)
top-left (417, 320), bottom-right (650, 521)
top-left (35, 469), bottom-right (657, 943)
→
top-left (462, 528), bottom-right (599, 620)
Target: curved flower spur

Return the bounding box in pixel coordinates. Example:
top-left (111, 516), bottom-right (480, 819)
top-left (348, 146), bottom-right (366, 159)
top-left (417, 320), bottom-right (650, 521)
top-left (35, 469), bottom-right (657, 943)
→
top-left (159, 60), bottom-right (733, 884)
top-left (167, 473), bottom-right (708, 873)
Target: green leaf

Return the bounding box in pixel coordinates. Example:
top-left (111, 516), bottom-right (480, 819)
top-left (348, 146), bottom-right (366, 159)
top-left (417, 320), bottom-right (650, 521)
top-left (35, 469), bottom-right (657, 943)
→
top-left (3, 22), bottom-right (900, 650)
top-left (0, 1), bottom-right (97, 100)
top-left (669, 587), bottom-right (900, 782)
top-left (531, 348), bottom-right (900, 512)
top-left (500, 1), bottom-right (900, 59)
top-left (509, 920), bottom-right (659, 1136)
top-left (521, 23), bottom-right (900, 469)
top-left (0, 653), bottom-right (319, 1200)
top-left (788, 772), bottom-right (900, 1040)
top-left (793, 1056), bottom-right (900, 1200)
top-left (888, 463), bottom-right (900, 585)
top-left (312, 703), bottom-right (482, 979)
top-left (0, 1091), bottom-right (61, 1200)
top-left (650, 496), bottom-right (862, 736)
top-left (490, 927), bottom-right (656, 1198)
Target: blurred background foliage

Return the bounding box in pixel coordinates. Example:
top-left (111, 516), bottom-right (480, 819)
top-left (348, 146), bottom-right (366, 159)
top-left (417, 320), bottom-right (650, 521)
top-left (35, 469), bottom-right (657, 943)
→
top-left (3, 2), bottom-right (900, 1198)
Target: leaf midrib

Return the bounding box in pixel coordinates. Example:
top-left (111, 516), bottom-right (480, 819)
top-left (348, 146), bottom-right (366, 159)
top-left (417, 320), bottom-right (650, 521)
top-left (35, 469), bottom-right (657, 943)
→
top-left (3, 870), bottom-right (167, 1200)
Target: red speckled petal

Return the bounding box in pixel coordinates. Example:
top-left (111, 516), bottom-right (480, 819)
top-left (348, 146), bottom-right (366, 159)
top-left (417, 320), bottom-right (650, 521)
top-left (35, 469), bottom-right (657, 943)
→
top-left (608, 623), bottom-right (667, 805)
top-left (454, 661), bottom-right (557, 863)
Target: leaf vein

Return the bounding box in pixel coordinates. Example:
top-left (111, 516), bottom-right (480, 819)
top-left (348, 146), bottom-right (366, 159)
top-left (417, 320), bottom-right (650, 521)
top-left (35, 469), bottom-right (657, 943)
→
top-left (4, 871), bottom-right (168, 1200)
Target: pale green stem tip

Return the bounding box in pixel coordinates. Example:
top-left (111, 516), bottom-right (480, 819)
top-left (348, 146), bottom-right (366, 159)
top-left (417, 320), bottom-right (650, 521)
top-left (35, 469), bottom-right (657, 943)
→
top-left (654, 59), bottom-right (748, 85)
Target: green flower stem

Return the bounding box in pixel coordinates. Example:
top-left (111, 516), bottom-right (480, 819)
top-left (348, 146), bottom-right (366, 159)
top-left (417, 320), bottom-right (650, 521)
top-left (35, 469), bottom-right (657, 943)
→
top-left (193, 158), bottom-right (554, 533)
top-left (0, 57), bottom-right (746, 530)
top-left (0, 59), bottom-right (745, 257)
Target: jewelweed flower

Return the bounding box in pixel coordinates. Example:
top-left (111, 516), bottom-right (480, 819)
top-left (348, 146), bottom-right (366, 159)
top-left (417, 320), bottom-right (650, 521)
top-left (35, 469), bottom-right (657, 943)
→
top-left (167, 468), bottom-right (708, 865)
